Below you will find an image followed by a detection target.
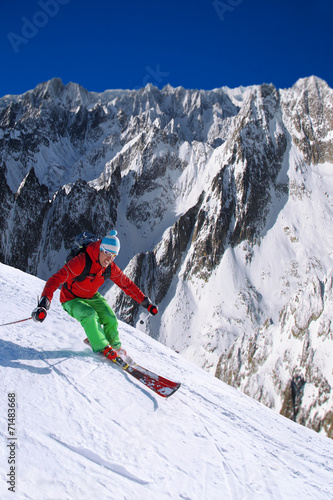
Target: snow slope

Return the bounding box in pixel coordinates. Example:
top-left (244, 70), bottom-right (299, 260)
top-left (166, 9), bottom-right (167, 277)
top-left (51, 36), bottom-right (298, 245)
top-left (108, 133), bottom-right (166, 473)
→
top-left (0, 263), bottom-right (333, 500)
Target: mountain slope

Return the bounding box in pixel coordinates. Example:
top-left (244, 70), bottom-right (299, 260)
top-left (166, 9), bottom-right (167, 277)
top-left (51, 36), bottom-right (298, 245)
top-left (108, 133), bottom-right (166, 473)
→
top-left (1, 263), bottom-right (333, 500)
top-left (1, 77), bottom-right (333, 437)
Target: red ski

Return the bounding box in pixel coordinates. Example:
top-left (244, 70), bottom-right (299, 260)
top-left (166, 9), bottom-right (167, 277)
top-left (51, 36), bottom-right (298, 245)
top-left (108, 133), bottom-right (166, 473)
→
top-left (84, 339), bottom-right (181, 398)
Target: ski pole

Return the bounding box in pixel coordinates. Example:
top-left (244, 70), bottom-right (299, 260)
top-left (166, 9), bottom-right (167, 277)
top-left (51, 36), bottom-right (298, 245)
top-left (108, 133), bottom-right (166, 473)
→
top-left (0, 317), bottom-right (33, 327)
top-left (139, 313), bottom-right (150, 325)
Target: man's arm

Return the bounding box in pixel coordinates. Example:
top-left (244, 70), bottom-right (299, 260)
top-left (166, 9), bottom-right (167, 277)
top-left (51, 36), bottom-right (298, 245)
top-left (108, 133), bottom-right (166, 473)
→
top-left (32, 254), bottom-right (87, 322)
top-left (110, 264), bottom-right (158, 314)
top-left (110, 263), bottom-right (146, 303)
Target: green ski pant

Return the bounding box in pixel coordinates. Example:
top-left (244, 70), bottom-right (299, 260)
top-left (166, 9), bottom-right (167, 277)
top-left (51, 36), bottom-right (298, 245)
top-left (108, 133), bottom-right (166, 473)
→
top-left (62, 292), bottom-right (121, 352)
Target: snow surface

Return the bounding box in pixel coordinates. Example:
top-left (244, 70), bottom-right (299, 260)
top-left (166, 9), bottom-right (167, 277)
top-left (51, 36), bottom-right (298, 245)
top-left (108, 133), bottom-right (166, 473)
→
top-left (1, 263), bottom-right (333, 500)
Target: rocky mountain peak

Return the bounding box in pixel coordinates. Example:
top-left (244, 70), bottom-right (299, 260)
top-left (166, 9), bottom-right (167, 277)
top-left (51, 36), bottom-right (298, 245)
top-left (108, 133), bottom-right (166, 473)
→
top-left (0, 77), bottom-right (332, 437)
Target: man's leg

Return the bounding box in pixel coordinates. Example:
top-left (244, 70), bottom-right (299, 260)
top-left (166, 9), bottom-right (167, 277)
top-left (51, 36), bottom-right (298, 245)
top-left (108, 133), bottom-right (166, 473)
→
top-left (62, 298), bottom-right (109, 352)
top-left (87, 293), bottom-right (121, 349)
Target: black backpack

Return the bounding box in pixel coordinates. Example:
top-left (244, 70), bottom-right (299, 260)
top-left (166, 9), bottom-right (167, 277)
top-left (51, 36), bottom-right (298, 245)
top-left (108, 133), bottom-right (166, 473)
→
top-left (63, 232), bottom-right (111, 295)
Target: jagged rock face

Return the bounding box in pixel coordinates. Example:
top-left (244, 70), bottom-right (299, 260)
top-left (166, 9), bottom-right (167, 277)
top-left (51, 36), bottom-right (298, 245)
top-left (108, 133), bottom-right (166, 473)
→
top-left (0, 167), bottom-right (49, 275)
top-left (112, 195), bottom-right (204, 327)
top-left (0, 164), bottom-right (14, 262)
top-left (11, 169), bottom-right (49, 274)
top-left (281, 76), bottom-right (333, 164)
top-left (38, 175), bottom-right (120, 275)
top-left (216, 274), bottom-right (333, 438)
top-left (184, 84), bottom-right (289, 279)
top-left (1, 76), bottom-right (333, 437)
top-left (0, 78), bottom-right (240, 275)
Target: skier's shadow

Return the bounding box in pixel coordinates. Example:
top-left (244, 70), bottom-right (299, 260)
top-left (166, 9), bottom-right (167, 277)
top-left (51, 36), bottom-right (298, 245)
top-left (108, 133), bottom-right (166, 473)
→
top-left (0, 338), bottom-right (89, 374)
top-left (0, 338), bottom-right (159, 409)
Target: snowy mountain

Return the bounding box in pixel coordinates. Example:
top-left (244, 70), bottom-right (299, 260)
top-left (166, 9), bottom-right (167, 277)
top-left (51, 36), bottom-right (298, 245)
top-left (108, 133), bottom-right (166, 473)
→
top-left (0, 76), bottom-right (332, 438)
top-left (0, 263), bottom-right (333, 500)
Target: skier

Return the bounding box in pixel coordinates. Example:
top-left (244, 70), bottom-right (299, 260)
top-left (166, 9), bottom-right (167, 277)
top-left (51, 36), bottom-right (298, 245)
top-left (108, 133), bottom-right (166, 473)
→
top-left (31, 230), bottom-right (158, 360)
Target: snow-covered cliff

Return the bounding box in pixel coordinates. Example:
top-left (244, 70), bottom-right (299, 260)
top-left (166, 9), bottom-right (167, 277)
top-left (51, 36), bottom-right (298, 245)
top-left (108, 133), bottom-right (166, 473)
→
top-left (1, 76), bottom-right (332, 436)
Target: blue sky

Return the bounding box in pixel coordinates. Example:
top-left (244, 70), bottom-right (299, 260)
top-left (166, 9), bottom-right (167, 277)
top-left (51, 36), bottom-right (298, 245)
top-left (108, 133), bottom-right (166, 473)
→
top-left (1, 0), bottom-right (332, 97)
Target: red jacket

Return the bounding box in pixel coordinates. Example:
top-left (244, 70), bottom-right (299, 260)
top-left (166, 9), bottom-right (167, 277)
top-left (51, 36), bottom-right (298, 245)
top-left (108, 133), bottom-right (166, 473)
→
top-left (41, 240), bottom-right (145, 305)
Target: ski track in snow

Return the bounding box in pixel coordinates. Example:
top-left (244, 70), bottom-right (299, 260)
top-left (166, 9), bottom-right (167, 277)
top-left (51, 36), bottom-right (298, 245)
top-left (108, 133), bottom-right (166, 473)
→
top-left (49, 435), bottom-right (150, 485)
top-left (1, 263), bottom-right (333, 499)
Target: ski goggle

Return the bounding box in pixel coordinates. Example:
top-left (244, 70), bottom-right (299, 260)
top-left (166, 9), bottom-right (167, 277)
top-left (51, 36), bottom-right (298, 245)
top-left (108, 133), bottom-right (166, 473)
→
top-left (100, 246), bottom-right (117, 257)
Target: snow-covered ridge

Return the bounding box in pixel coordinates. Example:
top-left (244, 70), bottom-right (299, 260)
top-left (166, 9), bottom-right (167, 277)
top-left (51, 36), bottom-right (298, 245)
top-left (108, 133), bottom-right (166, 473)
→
top-left (0, 76), bottom-right (332, 438)
top-left (0, 262), bottom-right (333, 499)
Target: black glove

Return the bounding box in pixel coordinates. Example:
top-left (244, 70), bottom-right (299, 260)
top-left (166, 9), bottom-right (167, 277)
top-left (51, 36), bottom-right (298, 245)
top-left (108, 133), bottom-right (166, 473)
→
top-left (141, 296), bottom-right (158, 316)
top-left (32, 296), bottom-right (50, 323)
